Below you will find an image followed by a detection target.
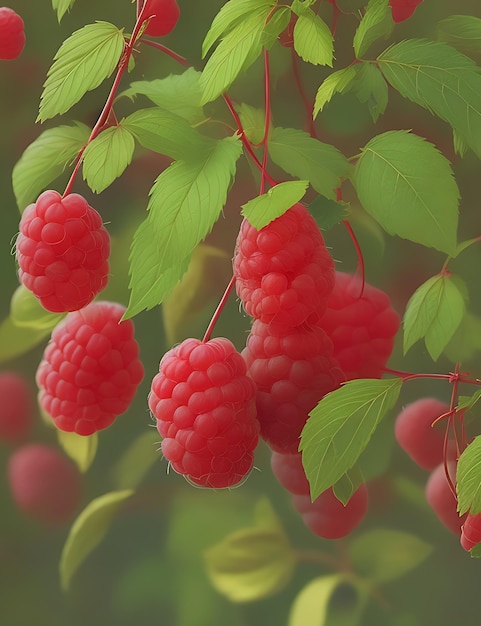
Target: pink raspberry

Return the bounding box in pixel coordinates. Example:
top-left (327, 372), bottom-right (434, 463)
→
top-left (271, 451), bottom-right (310, 495)
top-left (8, 443), bottom-right (82, 525)
top-left (461, 512), bottom-right (481, 552)
top-left (316, 271), bottom-right (400, 380)
top-left (389, 0), bottom-right (423, 23)
top-left (0, 7), bottom-right (25, 60)
top-left (425, 462), bottom-right (466, 536)
top-left (243, 320), bottom-right (344, 453)
top-left (16, 190), bottom-right (110, 313)
top-left (142, 0), bottom-right (180, 36)
top-left (36, 301), bottom-right (144, 436)
top-left (149, 337), bottom-right (259, 489)
top-left (233, 204), bottom-right (335, 327)
top-left (0, 371), bottom-right (33, 444)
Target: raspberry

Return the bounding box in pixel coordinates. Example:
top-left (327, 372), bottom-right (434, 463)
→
top-left (316, 271), bottom-right (400, 380)
top-left (8, 443), bottom-right (82, 525)
top-left (461, 513), bottom-right (481, 552)
top-left (233, 204), bottom-right (335, 327)
top-left (389, 0), bottom-right (423, 23)
top-left (0, 371), bottom-right (33, 444)
top-left (425, 462), bottom-right (466, 536)
top-left (149, 337), bottom-right (259, 489)
top-left (0, 7), bottom-right (25, 60)
top-left (271, 451), bottom-right (310, 495)
top-left (142, 0), bottom-right (180, 37)
top-left (242, 320), bottom-right (344, 453)
top-left (16, 190), bottom-right (110, 313)
top-left (36, 301), bottom-right (144, 435)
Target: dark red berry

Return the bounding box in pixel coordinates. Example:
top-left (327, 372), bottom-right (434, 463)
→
top-left (425, 462), bottom-right (466, 536)
top-left (143, 0), bottom-right (180, 37)
top-left (8, 443), bottom-right (82, 525)
top-left (461, 512), bottom-right (481, 551)
top-left (36, 301), bottom-right (144, 436)
top-left (16, 190), bottom-right (110, 313)
top-left (0, 7), bottom-right (25, 60)
top-left (389, 0), bottom-right (423, 23)
top-left (0, 372), bottom-right (33, 444)
top-left (149, 337), bottom-right (260, 489)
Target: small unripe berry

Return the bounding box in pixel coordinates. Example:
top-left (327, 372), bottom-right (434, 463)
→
top-left (0, 372), bottom-right (33, 444)
top-left (0, 7), bottom-right (25, 60)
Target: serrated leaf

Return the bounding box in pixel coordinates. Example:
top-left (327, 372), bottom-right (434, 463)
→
top-left (300, 378), bottom-right (402, 501)
top-left (202, 0), bottom-right (275, 58)
top-left (123, 107), bottom-right (211, 161)
top-left (38, 22), bottom-right (125, 122)
top-left (120, 68), bottom-right (205, 123)
top-left (333, 467), bottom-right (364, 506)
top-left (82, 125), bottom-right (135, 193)
top-left (313, 66), bottom-right (357, 118)
top-left (351, 62), bottom-right (389, 122)
top-left (0, 316), bottom-right (50, 364)
top-left (200, 8), bottom-right (272, 105)
top-left (352, 130), bottom-right (459, 256)
top-left (126, 136), bottom-right (242, 318)
top-left (292, 4), bottom-right (333, 66)
top-left (12, 122), bottom-right (90, 211)
top-left (269, 127), bottom-right (352, 200)
top-left (457, 437), bottom-right (481, 515)
top-left (262, 7), bottom-right (291, 49)
top-left (309, 196), bottom-right (350, 230)
top-left (10, 285), bottom-right (65, 331)
top-left (112, 430), bottom-right (161, 490)
top-left (453, 129), bottom-right (469, 158)
top-left (204, 499), bottom-right (296, 603)
top-left (241, 181), bottom-right (309, 229)
top-left (437, 15), bottom-right (481, 61)
top-left (57, 431), bottom-right (98, 473)
top-left (52, 0), bottom-right (76, 22)
top-left (236, 102), bottom-right (268, 145)
top-left (353, 0), bottom-right (393, 59)
top-left (377, 39), bottom-right (481, 160)
top-left (350, 529), bottom-right (432, 583)
top-left (403, 273), bottom-right (466, 360)
top-left (60, 490), bottom-right (133, 591)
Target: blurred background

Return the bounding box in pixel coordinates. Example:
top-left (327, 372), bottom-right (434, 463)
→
top-left (2, 1), bottom-right (481, 625)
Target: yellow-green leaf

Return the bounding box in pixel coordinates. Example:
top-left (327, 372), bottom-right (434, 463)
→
top-left (57, 430), bottom-right (98, 473)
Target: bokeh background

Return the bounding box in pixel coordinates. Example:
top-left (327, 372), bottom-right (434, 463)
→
top-left (2, 1), bottom-right (481, 624)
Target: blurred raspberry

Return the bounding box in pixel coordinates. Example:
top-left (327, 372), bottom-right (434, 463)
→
top-left (36, 301), bottom-right (144, 435)
top-left (425, 462), bottom-right (466, 536)
top-left (149, 337), bottom-right (259, 489)
top-left (233, 204), bottom-right (335, 327)
top-left (243, 320), bottom-right (344, 453)
top-left (0, 371), bottom-right (33, 444)
top-left (461, 512), bottom-right (481, 551)
top-left (271, 451), bottom-right (310, 495)
top-left (16, 190), bottom-right (110, 313)
top-left (389, 0), bottom-right (423, 23)
top-left (0, 7), bottom-right (25, 60)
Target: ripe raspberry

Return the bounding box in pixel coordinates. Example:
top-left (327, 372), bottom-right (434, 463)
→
top-left (243, 320), bottom-right (344, 453)
top-left (425, 462), bottom-right (466, 536)
top-left (16, 190), bottom-right (110, 313)
top-left (36, 301), bottom-right (144, 436)
top-left (271, 451), bottom-right (310, 495)
top-left (0, 7), bottom-right (25, 60)
top-left (8, 443), bottom-right (82, 525)
top-left (142, 0), bottom-right (180, 37)
top-left (0, 372), bottom-right (33, 444)
top-left (233, 204), bottom-right (335, 327)
top-left (149, 337), bottom-right (259, 489)
top-left (461, 512), bottom-right (481, 552)
top-left (316, 271), bottom-right (400, 380)
top-left (389, 0), bottom-right (423, 23)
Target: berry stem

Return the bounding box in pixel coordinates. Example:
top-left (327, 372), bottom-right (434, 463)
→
top-left (202, 275), bottom-right (236, 343)
top-left (140, 38), bottom-right (189, 65)
top-left (291, 47), bottom-right (317, 138)
top-left (259, 49), bottom-right (272, 195)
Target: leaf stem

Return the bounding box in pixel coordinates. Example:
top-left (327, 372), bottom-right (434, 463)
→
top-left (202, 275), bottom-right (236, 343)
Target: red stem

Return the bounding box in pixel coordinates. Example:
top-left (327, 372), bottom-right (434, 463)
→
top-left (259, 49), bottom-right (272, 195)
top-left (202, 275), bottom-right (236, 342)
top-left (141, 39), bottom-right (189, 66)
top-left (291, 48), bottom-right (317, 138)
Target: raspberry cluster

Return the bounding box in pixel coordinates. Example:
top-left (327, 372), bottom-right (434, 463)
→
top-left (16, 190), bottom-right (110, 313)
top-left (0, 7), bottom-right (25, 60)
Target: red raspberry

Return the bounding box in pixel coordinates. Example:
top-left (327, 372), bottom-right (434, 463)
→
top-left (0, 372), bottom-right (33, 444)
top-left (271, 451), bottom-right (310, 495)
top-left (8, 443), bottom-right (82, 525)
top-left (149, 337), bottom-right (259, 489)
top-left (389, 0), bottom-right (423, 23)
top-left (16, 190), bottom-right (110, 313)
top-left (36, 301), bottom-right (144, 436)
top-left (243, 320), bottom-right (344, 453)
top-left (461, 512), bottom-right (481, 552)
top-left (316, 271), bottom-right (400, 380)
top-left (142, 0), bottom-right (180, 37)
top-left (425, 462), bottom-right (466, 536)
top-left (0, 7), bottom-right (25, 60)
top-left (233, 204), bottom-right (335, 327)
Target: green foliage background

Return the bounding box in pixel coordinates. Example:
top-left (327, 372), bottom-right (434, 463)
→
top-left (2, 1), bottom-right (481, 625)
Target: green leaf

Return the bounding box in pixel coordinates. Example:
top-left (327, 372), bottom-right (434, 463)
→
top-left (126, 136), bottom-right (242, 318)
top-left (444, 311), bottom-right (481, 362)
top-left (309, 196), bottom-right (350, 230)
top-left (269, 127), bottom-right (352, 200)
top-left (123, 107), bottom-right (211, 161)
top-left (12, 122), bottom-right (89, 211)
top-left (262, 7), bottom-right (291, 49)
top-left (313, 67), bottom-right (357, 118)
top-left (437, 15), bottom-right (481, 61)
top-left (356, 416), bottom-right (394, 482)
top-left (403, 273), bottom-right (466, 360)
top-left (351, 62), bottom-right (389, 122)
top-left (457, 389), bottom-right (481, 413)
top-left (241, 181), bottom-right (309, 229)
top-left (377, 39), bottom-right (481, 160)
top-left (300, 378), bottom-right (402, 501)
top-left (52, 0), bottom-right (76, 22)
top-left (112, 430), bottom-right (161, 490)
top-left (236, 102), bottom-right (268, 145)
top-left (202, 0), bottom-right (275, 58)
top-left (200, 8), bottom-right (272, 105)
top-left (350, 529), bottom-right (432, 583)
top-left (82, 125), bottom-right (135, 193)
top-left (292, 3), bottom-right (333, 66)
top-left (57, 431), bottom-right (98, 473)
top-left (352, 130), bottom-right (459, 256)
top-left (204, 499), bottom-right (296, 603)
top-left (0, 316), bottom-right (50, 365)
top-left (10, 285), bottom-right (65, 331)
top-left (333, 467), bottom-right (365, 506)
top-left (38, 22), bottom-right (125, 122)
top-left (60, 490), bottom-right (133, 591)
top-left (353, 0), bottom-right (393, 59)
top-left (120, 69), bottom-right (205, 124)
top-left (470, 542), bottom-right (481, 558)
top-left (457, 437), bottom-right (481, 515)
